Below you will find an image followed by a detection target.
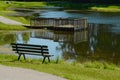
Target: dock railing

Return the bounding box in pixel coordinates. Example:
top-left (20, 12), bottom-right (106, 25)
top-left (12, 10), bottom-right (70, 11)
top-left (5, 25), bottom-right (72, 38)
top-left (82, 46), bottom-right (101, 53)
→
top-left (30, 17), bottom-right (87, 31)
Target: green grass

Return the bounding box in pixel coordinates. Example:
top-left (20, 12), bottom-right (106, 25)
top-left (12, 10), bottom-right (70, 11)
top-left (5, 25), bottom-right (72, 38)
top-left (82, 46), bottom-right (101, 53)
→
top-left (11, 1), bottom-right (48, 8)
top-left (0, 11), bottom-right (28, 30)
top-left (91, 6), bottom-right (120, 12)
top-left (0, 22), bottom-right (27, 30)
top-left (0, 1), bottom-right (48, 9)
top-left (0, 1), bottom-right (29, 30)
top-left (0, 9), bottom-right (28, 30)
top-left (0, 1), bottom-right (11, 10)
top-left (0, 54), bottom-right (120, 80)
top-left (0, 11), bottom-right (29, 24)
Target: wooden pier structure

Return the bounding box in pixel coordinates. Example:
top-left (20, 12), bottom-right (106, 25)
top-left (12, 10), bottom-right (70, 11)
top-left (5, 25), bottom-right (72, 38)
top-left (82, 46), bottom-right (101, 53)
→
top-left (26, 18), bottom-right (87, 31)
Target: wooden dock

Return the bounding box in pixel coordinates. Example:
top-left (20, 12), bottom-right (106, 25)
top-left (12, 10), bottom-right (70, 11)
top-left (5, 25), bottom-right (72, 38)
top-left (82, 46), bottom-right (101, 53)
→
top-left (25, 18), bottom-right (88, 31)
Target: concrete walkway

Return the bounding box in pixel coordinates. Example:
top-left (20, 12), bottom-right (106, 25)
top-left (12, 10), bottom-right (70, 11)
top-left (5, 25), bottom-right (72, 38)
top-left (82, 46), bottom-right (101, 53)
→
top-left (0, 65), bottom-right (67, 80)
top-left (0, 16), bottom-right (23, 25)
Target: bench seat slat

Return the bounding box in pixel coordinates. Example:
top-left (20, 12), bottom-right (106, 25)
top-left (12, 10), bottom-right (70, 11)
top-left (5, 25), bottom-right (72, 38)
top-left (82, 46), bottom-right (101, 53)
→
top-left (12, 49), bottom-right (49, 53)
top-left (11, 45), bottom-right (48, 48)
top-left (11, 43), bottom-right (47, 48)
top-left (12, 46), bottom-right (48, 51)
top-left (16, 52), bottom-right (53, 56)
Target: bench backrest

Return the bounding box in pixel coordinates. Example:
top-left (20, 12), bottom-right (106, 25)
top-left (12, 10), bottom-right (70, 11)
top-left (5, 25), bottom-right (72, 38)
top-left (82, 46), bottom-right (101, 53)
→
top-left (11, 43), bottom-right (49, 55)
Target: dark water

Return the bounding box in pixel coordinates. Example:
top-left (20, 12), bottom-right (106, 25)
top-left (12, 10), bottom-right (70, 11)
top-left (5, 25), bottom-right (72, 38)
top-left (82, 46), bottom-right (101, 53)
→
top-left (2, 9), bottom-right (120, 65)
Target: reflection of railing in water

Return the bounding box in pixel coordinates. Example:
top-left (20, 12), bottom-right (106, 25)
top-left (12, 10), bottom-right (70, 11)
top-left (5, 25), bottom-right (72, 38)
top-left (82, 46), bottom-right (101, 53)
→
top-left (31, 30), bottom-right (54, 40)
top-left (30, 23), bottom-right (99, 43)
top-left (29, 18), bottom-right (87, 31)
top-left (74, 31), bottom-right (88, 43)
top-left (31, 30), bottom-right (88, 43)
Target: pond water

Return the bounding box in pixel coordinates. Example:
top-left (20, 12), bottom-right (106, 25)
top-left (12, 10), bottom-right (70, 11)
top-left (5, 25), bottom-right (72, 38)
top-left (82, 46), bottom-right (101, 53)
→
top-left (40, 11), bottom-right (120, 25)
top-left (1, 9), bottom-right (120, 65)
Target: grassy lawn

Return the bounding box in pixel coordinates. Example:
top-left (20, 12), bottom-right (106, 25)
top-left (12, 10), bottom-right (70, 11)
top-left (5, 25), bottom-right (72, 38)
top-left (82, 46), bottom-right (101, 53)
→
top-left (0, 1), bottom-right (48, 10)
top-left (0, 1), bottom-right (29, 30)
top-left (10, 1), bottom-right (48, 8)
top-left (0, 11), bottom-right (27, 30)
top-left (91, 6), bottom-right (120, 12)
top-left (0, 54), bottom-right (120, 80)
top-left (0, 22), bottom-right (26, 30)
top-left (0, 11), bottom-right (29, 24)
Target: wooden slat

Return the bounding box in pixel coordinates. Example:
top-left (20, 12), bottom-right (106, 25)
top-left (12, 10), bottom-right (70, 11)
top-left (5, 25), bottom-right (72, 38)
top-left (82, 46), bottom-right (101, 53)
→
top-left (13, 47), bottom-right (42, 50)
top-left (11, 43), bottom-right (49, 55)
top-left (13, 48), bottom-right (48, 52)
top-left (11, 43), bottom-right (45, 47)
top-left (12, 46), bottom-right (48, 51)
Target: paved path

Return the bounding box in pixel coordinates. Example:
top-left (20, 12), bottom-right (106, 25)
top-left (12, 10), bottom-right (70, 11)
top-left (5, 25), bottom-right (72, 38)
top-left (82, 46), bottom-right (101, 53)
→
top-left (0, 65), bottom-right (67, 80)
top-left (0, 16), bottom-right (23, 25)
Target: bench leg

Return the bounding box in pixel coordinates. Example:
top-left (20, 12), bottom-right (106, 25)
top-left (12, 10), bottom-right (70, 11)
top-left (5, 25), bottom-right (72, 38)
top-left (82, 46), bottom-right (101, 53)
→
top-left (48, 57), bottom-right (50, 62)
top-left (42, 56), bottom-right (51, 63)
top-left (18, 54), bottom-right (22, 60)
top-left (42, 56), bottom-right (46, 64)
top-left (23, 54), bottom-right (26, 60)
top-left (18, 54), bottom-right (26, 60)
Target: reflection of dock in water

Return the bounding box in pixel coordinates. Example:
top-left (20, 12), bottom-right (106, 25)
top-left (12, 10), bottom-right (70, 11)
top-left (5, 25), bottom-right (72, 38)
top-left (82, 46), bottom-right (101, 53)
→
top-left (31, 30), bottom-right (88, 43)
top-left (74, 31), bottom-right (88, 43)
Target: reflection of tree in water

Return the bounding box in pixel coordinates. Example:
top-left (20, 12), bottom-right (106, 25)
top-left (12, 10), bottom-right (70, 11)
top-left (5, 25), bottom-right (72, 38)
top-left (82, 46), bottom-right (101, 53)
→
top-left (22, 32), bottom-right (31, 44)
top-left (56, 30), bottom-right (88, 61)
top-left (95, 25), bottom-right (120, 64)
top-left (58, 41), bottom-right (76, 61)
top-left (0, 32), bottom-right (30, 45)
top-left (0, 33), bottom-right (18, 45)
top-left (74, 24), bottom-right (120, 65)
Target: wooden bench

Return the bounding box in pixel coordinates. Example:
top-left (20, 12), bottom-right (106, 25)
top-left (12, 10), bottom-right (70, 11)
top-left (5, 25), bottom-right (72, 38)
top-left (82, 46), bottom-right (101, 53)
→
top-left (11, 43), bottom-right (53, 63)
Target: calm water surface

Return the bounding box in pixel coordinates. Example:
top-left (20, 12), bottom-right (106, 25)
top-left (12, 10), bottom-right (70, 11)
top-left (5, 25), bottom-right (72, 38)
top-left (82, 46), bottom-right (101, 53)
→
top-left (1, 9), bottom-right (120, 65)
